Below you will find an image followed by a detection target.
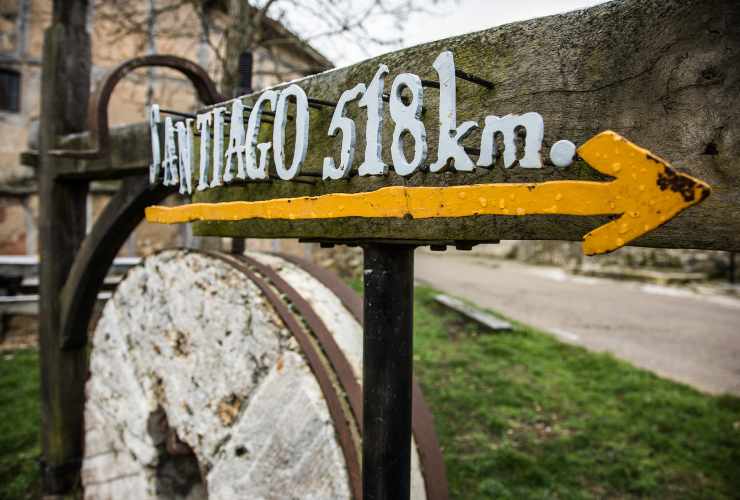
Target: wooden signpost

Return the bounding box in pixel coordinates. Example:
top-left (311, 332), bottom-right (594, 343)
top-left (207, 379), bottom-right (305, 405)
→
top-left (144, 49), bottom-right (713, 256)
top-left (142, 40), bottom-right (715, 500)
top-left (33, 0), bottom-right (738, 498)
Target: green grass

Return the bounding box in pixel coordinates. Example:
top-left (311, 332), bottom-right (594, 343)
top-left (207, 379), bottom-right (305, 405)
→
top-left (412, 285), bottom-right (740, 499)
top-left (1, 286), bottom-right (739, 499)
top-left (0, 350), bottom-right (41, 500)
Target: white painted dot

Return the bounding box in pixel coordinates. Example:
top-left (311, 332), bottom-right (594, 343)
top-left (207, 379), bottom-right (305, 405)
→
top-left (550, 140), bottom-right (576, 168)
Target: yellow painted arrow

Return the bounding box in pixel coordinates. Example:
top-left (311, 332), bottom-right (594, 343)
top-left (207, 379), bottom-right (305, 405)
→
top-left (146, 131), bottom-right (710, 255)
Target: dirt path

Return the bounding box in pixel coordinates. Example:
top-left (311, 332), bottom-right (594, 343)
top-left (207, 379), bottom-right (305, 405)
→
top-left (415, 251), bottom-right (740, 396)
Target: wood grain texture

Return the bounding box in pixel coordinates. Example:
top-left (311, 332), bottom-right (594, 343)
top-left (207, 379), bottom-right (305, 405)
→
top-left (180, 0), bottom-right (739, 251)
top-left (37, 1), bottom-right (92, 495)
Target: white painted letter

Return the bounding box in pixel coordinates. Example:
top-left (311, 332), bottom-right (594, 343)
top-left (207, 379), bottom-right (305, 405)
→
top-left (162, 117), bottom-right (179, 186)
top-left (274, 84), bottom-right (310, 180)
top-left (175, 118), bottom-right (194, 194)
top-left (389, 74), bottom-right (426, 176)
top-left (323, 83), bottom-right (366, 180)
top-left (210, 106), bottom-right (226, 187)
top-left (245, 90), bottom-right (278, 180)
top-left (148, 104), bottom-right (161, 184)
top-left (196, 111), bottom-right (212, 191)
top-left (478, 112), bottom-right (544, 169)
top-left (223, 99), bottom-right (246, 183)
top-left (358, 64), bottom-right (389, 176)
top-left (430, 51), bottom-right (478, 172)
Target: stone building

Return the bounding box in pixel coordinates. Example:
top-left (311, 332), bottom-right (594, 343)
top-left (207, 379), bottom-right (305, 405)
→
top-left (0, 0), bottom-right (332, 256)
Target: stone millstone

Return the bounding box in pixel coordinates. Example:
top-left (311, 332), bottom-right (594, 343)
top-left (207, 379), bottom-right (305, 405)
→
top-left (82, 249), bottom-right (430, 499)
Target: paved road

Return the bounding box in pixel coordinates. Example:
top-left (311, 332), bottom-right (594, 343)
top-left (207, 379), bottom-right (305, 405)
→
top-left (415, 251), bottom-right (740, 396)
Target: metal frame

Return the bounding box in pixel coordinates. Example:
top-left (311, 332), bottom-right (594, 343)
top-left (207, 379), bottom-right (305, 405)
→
top-left (362, 244), bottom-right (416, 500)
top-left (37, 44), bottom-right (444, 499)
top-left (37, 47), bottom-right (222, 494)
top-left (36, 14), bottom-right (437, 500)
top-left (50, 55), bottom-right (222, 352)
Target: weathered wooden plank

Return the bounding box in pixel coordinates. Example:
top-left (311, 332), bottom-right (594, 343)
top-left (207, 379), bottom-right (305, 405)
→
top-left (178, 0), bottom-right (740, 252)
top-left (21, 123), bottom-right (151, 180)
top-left (434, 294), bottom-right (512, 332)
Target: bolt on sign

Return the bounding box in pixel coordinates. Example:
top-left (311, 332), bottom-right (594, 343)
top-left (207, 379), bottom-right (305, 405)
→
top-left (145, 50), bottom-right (710, 255)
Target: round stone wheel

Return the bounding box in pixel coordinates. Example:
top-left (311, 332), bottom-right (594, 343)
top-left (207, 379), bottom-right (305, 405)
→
top-left (82, 249), bottom-right (448, 499)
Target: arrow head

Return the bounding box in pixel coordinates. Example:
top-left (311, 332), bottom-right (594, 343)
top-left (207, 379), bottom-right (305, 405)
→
top-left (578, 131), bottom-right (711, 255)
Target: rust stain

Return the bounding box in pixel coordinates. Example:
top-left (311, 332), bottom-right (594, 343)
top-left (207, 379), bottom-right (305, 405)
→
top-left (217, 394), bottom-right (241, 426)
top-left (656, 167), bottom-right (702, 203)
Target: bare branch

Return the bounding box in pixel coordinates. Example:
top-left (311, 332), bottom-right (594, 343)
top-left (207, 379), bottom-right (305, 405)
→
top-left (93, 0), bottom-right (458, 94)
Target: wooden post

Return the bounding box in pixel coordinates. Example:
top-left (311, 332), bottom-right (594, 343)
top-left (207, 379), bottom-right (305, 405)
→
top-left (729, 252), bottom-right (736, 284)
top-left (38, 0), bottom-right (91, 496)
top-left (362, 244), bottom-right (415, 500)
top-left (229, 51), bottom-right (252, 255)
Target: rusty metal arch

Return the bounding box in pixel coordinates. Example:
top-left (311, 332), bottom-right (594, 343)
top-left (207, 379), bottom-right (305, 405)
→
top-left (56, 55), bottom-right (222, 349)
top-left (60, 177), bottom-right (174, 349)
top-left (51, 54), bottom-right (224, 159)
top-left (210, 252), bottom-right (364, 499)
